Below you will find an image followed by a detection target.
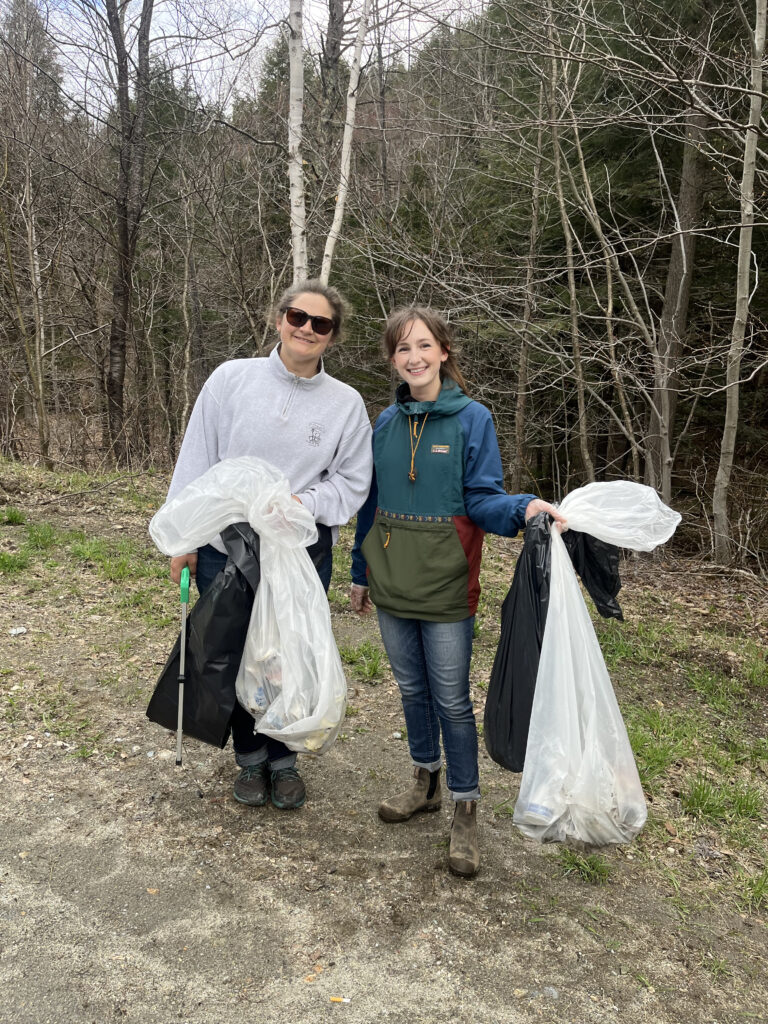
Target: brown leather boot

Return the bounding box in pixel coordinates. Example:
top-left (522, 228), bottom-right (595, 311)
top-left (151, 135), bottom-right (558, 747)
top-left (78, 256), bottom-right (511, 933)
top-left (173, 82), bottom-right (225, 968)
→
top-left (378, 766), bottom-right (442, 822)
top-left (449, 800), bottom-right (480, 877)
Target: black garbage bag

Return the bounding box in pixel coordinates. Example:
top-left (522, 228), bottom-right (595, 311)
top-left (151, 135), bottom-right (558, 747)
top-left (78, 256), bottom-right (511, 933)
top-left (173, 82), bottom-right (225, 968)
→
top-left (483, 513), bottom-right (623, 773)
top-left (561, 528), bottom-right (623, 620)
top-left (146, 522), bottom-right (261, 748)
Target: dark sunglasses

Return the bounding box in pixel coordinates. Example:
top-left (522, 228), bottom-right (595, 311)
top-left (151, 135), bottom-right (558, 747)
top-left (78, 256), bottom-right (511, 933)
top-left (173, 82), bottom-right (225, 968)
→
top-left (282, 306), bottom-right (336, 336)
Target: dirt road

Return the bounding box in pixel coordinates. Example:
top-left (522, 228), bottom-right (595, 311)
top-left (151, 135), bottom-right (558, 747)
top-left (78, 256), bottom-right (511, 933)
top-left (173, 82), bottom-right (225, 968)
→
top-left (1, 470), bottom-right (766, 1024)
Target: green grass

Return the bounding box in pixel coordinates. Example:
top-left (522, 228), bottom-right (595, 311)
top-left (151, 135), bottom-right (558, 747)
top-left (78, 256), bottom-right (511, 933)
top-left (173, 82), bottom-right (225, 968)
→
top-left (680, 775), bottom-right (763, 823)
top-left (686, 666), bottom-right (746, 715)
top-left (743, 644), bottom-right (768, 688)
top-left (735, 867), bottom-right (768, 913)
top-left (1, 506), bottom-right (26, 525)
top-left (491, 797), bottom-right (516, 818)
top-left (26, 522), bottom-right (58, 550)
top-left (338, 639), bottom-right (385, 682)
top-left (557, 848), bottom-right (612, 885)
top-left (66, 533), bottom-right (165, 582)
top-left (595, 618), bottom-right (684, 670)
top-left (1, 514), bottom-right (166, 585)
top-left (625, 706), bottom-right (697, 792)
top-left (0, 550), bottom-right (30, 575)
top-left (680, 775), bottom-right (729, 820)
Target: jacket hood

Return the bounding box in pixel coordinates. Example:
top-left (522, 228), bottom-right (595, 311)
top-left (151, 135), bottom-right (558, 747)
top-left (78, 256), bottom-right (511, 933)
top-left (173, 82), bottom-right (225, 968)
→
top-left (395, 378), bottom-right (472, 417)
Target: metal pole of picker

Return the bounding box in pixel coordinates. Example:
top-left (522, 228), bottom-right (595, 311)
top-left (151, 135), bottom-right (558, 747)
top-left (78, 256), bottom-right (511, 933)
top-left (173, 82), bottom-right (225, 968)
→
top-left (176, 566), bottom-right (190, 766)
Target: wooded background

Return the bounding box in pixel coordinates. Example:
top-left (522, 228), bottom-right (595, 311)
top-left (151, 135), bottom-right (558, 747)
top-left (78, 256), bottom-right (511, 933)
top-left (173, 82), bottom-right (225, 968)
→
top-left (1, 0), bottom-right (766, 565)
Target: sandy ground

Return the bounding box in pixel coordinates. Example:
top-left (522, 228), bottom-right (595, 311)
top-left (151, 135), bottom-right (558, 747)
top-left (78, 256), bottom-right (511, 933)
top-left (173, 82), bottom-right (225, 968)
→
top-left (1, 477), bottom-right (766, 1024)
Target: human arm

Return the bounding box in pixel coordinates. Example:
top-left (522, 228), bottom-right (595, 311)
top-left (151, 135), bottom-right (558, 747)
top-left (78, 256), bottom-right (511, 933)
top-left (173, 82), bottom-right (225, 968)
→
top-left (460, 405), bottom-right (566, 535)
top-left (166, 375), bottom-right (222, 502)
top-left (164, 373), bottom-right (222, 577)
top-left (294, 397), bottom-right (373, 528)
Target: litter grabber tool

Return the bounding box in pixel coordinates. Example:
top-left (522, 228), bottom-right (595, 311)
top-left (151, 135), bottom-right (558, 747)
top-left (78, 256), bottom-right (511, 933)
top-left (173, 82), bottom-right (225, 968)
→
top-left (176, 566), bottom-right (190, 766)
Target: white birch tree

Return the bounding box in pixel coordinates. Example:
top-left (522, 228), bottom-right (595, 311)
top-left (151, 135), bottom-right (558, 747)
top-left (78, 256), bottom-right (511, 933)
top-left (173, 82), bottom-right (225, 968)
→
top-left (287, 0), bottom-right (308, 282)
top-left (320, 0), bottom-right (372, 283)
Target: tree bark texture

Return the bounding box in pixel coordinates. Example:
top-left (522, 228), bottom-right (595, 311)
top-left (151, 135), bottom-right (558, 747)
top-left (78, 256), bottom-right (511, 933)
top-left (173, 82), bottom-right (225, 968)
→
top-left (288, 0), bottom-right (308, 283)
top-left (713, 0), bottom-right (766, 563)
top-left (648, 109), bottom-right (707, 503)
top-left (321, 0), bottom-right (371, 283)
top-left (104, 0), bottom-right (154, 464)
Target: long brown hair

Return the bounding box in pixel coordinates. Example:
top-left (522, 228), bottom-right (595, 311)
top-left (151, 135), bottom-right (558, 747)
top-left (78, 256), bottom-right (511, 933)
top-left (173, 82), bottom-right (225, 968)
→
top-left (271, 278), bottom-right (349, 342)
top-left (382, 306), bottom-right (469, 393)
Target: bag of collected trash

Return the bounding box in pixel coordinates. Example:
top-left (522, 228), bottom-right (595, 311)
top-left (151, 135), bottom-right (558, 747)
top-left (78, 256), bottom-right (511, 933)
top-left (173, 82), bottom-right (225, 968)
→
top-left (149, 457), bottom-right (347, 755)
top-left (512, 481), bottom-right (681, 845)
top-left (483, 514), bottom-right (623, 774)
top-left (146, 522), bottom-right (260, 748)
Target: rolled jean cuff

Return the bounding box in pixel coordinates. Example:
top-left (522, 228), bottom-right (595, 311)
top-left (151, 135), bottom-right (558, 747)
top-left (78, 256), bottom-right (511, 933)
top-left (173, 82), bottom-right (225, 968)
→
top-left (412, 758), bottom-right (442, 774)
top-left (268, 753), bottom-right (297, 771)
top-left (236, 747), bottom-right (268, 768)
top-left (450, 788), bottom-right (481, 802)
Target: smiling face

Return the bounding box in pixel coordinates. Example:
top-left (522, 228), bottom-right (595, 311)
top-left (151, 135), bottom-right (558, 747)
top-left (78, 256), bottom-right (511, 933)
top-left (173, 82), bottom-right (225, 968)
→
top-left (276, 291), bottom-right (336, 377)
top-left (390, 318), bottom-right (449, 401)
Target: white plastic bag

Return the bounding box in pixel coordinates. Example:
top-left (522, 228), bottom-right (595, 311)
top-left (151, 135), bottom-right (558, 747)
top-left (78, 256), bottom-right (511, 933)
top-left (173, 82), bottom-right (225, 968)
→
top-left (513, 481), bottom-right (681, 845)
top-left (149, 457), bottom-right (347, 755)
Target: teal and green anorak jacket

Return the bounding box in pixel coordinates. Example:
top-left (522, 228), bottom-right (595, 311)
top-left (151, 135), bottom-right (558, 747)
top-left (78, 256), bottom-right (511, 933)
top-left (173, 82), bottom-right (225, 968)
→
top-left (351, 380), bottom-right (537, 622)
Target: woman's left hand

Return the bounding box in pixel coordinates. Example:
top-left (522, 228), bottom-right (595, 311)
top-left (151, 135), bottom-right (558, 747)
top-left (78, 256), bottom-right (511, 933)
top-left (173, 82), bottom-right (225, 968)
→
top-left (525, 498), bottom-right (568, 532)
top-left (350, 584), bottom-right (374, 615)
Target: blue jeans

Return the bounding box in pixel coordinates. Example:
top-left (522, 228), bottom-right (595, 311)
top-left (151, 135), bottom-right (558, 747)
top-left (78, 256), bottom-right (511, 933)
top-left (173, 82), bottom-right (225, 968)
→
top-left (196, 529), bottom-right (333, 770)
top-left (376, 610), bottom-right (479, 801)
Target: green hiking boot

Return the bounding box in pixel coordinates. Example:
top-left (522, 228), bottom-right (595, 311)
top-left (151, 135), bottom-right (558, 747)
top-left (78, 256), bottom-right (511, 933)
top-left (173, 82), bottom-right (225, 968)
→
top-left (378, 766), bottom-right (442, 823)
top-left (233, 762), bottom-right (270, 806)
top-left (449, 800), bottom-right (480, 877)
top-left (270, 765), bottom-right (306, 809)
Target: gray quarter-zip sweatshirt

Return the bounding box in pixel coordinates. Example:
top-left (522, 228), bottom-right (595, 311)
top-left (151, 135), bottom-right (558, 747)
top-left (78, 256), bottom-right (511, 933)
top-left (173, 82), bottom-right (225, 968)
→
top-left (168, 346), bottom-right (373, 551)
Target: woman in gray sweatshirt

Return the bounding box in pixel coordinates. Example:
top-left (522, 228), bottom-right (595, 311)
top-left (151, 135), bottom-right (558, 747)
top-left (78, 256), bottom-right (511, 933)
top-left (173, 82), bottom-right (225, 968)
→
top-left (167, 279), bottom-right (373, 810)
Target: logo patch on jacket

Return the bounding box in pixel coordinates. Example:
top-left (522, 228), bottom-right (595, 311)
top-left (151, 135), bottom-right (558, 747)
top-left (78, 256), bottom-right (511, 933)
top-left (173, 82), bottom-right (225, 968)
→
top-left (307, 423), bottom-right (323, 447)
top-left (431, 444), bottom-right (450, 454)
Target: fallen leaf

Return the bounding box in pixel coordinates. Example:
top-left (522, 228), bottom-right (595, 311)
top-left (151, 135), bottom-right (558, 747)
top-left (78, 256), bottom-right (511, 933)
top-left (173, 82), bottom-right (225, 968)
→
top-left (146, 888), bottom-right (159, 895)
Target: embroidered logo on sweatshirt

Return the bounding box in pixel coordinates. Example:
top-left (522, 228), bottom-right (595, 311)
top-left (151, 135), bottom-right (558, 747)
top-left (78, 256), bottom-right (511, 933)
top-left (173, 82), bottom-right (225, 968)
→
top-left (431, 444), bottom-right (450, 454)
top-left (307, 423), bottom-right (323, 447)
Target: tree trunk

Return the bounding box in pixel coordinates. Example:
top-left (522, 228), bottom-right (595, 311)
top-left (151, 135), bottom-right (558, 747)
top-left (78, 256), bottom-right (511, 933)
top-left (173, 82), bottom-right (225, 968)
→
top-left (287, 0), bottom-right (308, 282)
top-left (511, 79), bottom-right (545, 494)
top-left (104, 0), bottom-right (154, 464)
top-left (320, 0), bottom-right (371, 283)
top-left (319, 0), bottom-right (344, 154)
top-left (547, 8), bottom-right (594, 482)
top-left (713, 0), bottom-right (766, 563)
top-left (648, 109), bottom-right (707, 503)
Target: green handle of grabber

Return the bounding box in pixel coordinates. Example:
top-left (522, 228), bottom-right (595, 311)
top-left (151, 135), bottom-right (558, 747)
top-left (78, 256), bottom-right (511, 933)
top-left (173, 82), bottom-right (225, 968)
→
top-left (180, 566), bottom-right (190, 605)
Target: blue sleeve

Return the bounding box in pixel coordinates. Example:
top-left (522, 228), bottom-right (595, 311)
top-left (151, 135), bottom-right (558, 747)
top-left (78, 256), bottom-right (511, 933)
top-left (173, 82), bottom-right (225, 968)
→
top-left (459, 403), bottom-right (538, 537)
top-left (350, 470), bottom-right (378, 585)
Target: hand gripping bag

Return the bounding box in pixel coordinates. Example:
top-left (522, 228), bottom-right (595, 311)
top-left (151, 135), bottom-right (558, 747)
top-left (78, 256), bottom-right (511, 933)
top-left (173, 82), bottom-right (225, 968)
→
top-left (513, 481), bottom-right (680, 845)
top-left (149, 457), bottom-right (347, 755)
